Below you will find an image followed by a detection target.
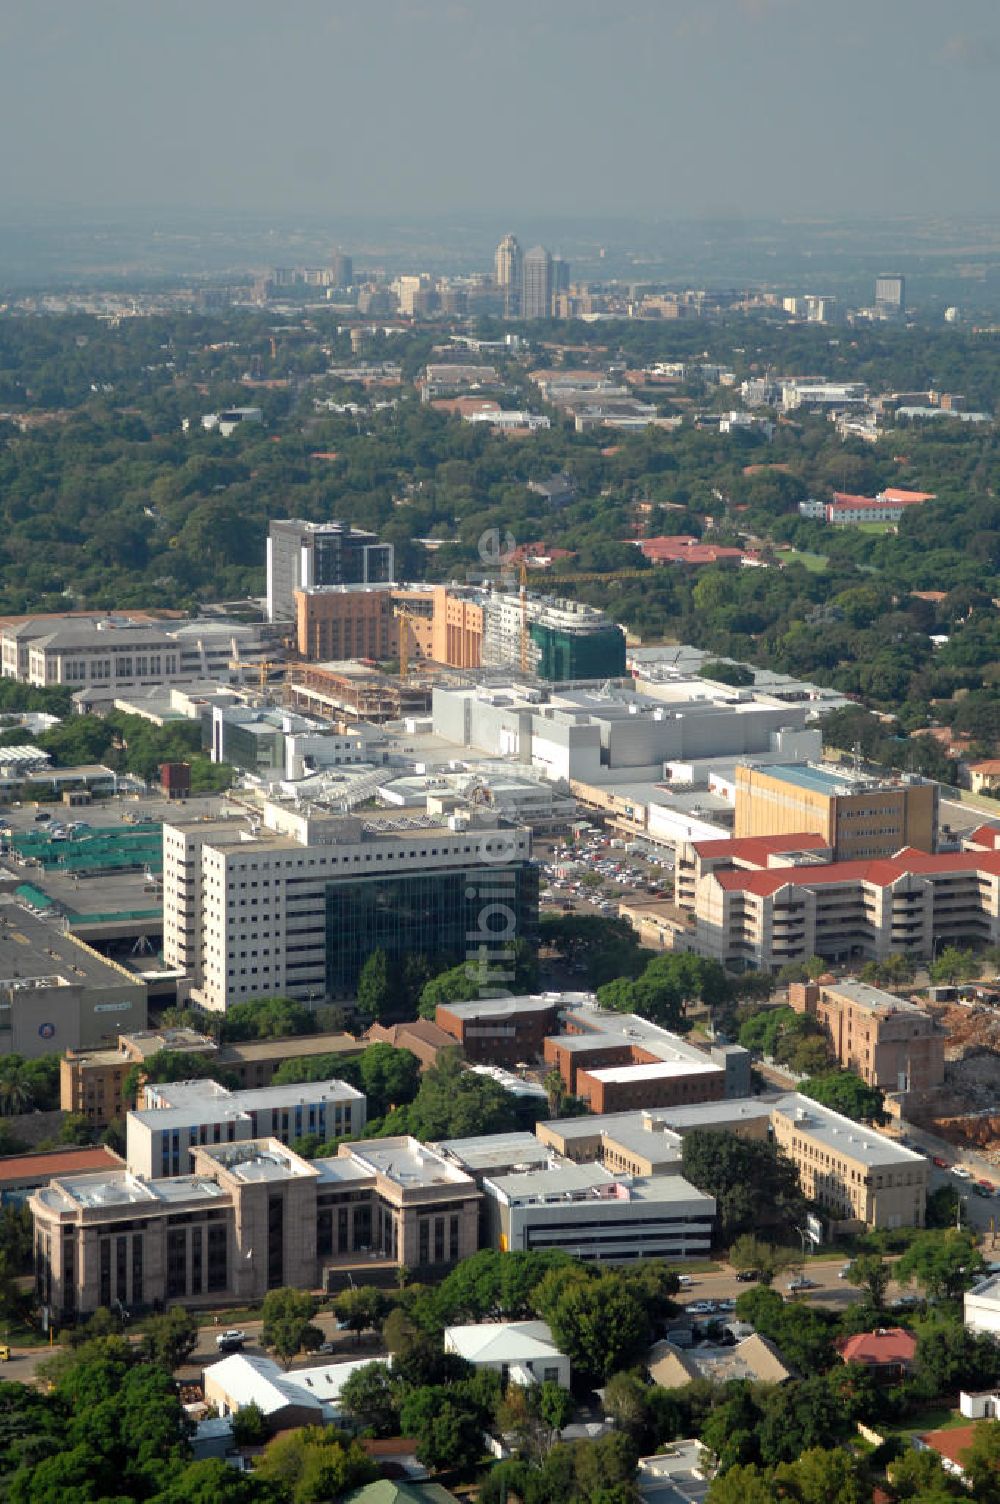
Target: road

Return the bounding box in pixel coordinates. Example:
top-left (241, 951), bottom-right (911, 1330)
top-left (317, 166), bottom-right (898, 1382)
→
top-left (672, 1258), bottom-right (899, 1315)
top-left (5, 1304), bottom-right (388, 1388)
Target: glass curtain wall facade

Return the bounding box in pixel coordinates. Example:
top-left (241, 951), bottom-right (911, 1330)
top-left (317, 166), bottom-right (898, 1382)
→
top-left (324, 863), bottom-right (538, 995)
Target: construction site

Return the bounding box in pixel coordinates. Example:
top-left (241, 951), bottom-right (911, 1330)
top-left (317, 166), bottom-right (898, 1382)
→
top-left (905, 994), bottom-right (1000, 1168)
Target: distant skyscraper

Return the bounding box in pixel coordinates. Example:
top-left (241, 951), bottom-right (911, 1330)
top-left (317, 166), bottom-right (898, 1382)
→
top-left (495, 234), bottom-right (523, 319)
top-left (875, 274), bottom-right (905, 318)
top-left (522, 245), bottom-right (553, 319)
top-left (330, 251), bottom-right (353, 286)
top-left (552, 256), bottom-right (570, 294)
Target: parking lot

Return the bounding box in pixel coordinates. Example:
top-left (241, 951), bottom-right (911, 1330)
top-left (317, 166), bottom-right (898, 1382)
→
top-left (535, 830), bottom-right (675, 918)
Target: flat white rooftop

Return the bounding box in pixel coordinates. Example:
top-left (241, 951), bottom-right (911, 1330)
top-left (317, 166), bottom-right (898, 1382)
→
top-left (585, 1061), bottom-right (718, 1085)
top-left (773, 1093), bottom-right (926, 1168)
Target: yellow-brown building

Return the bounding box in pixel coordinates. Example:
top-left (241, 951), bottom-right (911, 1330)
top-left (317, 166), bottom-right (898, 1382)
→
top-left (735, 763), bottom-right (937, 859)
top-left (294, 584), bottom-right (483, 669)
top-left (788, 979), bottom-right (944, 1093)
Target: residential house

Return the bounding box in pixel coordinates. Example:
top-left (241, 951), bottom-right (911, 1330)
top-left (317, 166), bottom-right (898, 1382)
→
top-left (443, 1320), bottom-right (570, 1388)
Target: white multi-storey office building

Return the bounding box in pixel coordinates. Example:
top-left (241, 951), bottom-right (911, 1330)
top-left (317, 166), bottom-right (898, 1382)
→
top-left (163, 799), bottom-right (537, 1013)
top-left (127, 1077), bottom-right (366, 1178)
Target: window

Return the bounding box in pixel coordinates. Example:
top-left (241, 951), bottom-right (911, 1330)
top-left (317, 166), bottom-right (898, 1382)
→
top-left (167, 1229), bottom-right (187, 1298)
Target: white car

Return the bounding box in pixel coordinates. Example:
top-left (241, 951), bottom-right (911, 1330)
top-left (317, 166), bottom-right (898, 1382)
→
top-left (686, 1301), bottom-right (715, 1315)
top-left (951, 1166), bottom-right (974, 1181)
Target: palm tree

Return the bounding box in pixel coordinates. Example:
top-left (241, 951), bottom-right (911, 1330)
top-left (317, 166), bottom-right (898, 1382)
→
top-left (0, 1069), bottom-right (32, 1117)
top-left (543, 1069), bottom-right (565, 1118)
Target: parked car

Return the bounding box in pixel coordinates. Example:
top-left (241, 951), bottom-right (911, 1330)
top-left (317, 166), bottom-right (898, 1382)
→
top-left (685, 1301), bottom-right (715, 1315)
top-left (216, 1328), bottom-right (247, 1352)
top-left (951, 1166), bottom-right (973, 1180)
top-left (976, 1179), bottom-right (995, 1193)
top-left (787, 1277), bottom-right (815, 1292)
top-left (932, 1156), bottom-right (949, 1169)
top-left (838, 1264), bottom-right (852, 1280)
top-left (735, 1269), bottom-right (760, 1282)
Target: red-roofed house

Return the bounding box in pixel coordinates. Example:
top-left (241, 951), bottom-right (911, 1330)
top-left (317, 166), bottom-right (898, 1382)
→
top-left (826, 489), bottom-right (931, 527)
top-left (881, 488), bottom-right (936, 504)
top-left (635, 536), bottom-right (745, 568)
top-left (916, 1422), bottom-right (982, 1481)
top-left (968, 761), bottom-right (1000, 796)
top-left (837, 1327), bottom-right (917, 1379)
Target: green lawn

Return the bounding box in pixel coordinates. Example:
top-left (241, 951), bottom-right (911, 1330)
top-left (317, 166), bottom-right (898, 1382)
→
top-left (781, 549), bottom-right (829, 572)
top-left (883, 1405), bottom-right (968, 1437)
top-left (854, 521), bottom-right (896, 534)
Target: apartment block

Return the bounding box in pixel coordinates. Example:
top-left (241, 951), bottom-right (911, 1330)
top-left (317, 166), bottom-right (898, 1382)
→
top-left (687, 842), bottom-right (1000, 972)
top-left (735, 764), bottom-right (937, 859)
top-left (163, 800), bottom-right (537, 1012)
top-left (127, 1077), bottom-right (366, 1178)
top-left (788, 979), bottom-right (944, 1092)
top-left (30, 1134), bottom-right (480, 1319)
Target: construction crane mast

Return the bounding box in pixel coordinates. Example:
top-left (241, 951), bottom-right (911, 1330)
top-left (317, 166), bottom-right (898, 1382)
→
top-left (393, 604), bottom-right (418, 680)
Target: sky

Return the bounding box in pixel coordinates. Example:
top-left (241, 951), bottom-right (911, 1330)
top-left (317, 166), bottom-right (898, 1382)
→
top-left (1, 0), bottom-right (998, 221)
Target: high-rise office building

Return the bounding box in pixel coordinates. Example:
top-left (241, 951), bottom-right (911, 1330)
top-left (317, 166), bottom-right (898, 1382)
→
top-left (330, 250), bottom-right (353, 286)
top-left (522, 245), bottom-right (554, 319)
top-left (552, 256), bottom-right (571, 294)
top-left (495, 234), bottom-right (523, 319)
top-left (163, 803), bottom-right (538, 1011)
top-left (875, 274), bottom-right (905, 318)
top-left (266, 520), bottom-right (394, 623)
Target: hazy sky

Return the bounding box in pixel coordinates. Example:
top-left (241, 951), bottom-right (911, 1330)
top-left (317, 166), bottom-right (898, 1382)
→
top-left (2, 0), bottom-right (998, 220)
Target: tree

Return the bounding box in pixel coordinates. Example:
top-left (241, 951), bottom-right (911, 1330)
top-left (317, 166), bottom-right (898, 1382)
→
top-left (333, 1285), bottom-right (388, 1345)
top-left (399, 1049), bottom-right (521, 1140)
top-left (929, 946), bottom-right (981, 985)
top-left (220, 997), bottom-right (316, 1042)
top-left (888, 1446), bottom-right (965, 1501)
top-left (681, 1129), bottom-right (805, 1242)
top-left (728, 1233), bottom-right (800, 1285)
top-left (357, 1042), bottom-right (421, 1118)
top-left (959, 1420), bottom-right (1000, 1504)
top-left (800, 1070), bottom-right (886, 1123)
top-left (338, 1361), bottom-right (401, 1437)
top-left (544, 1067), bottom-right (566, 1116)
top-left (845, 1253), bottom-right (890, 1309)
top-left (896, 1229), bottom-right (985, 1302)
top-left (534, 1270), bottom-right (649, 1384)
top-left (140, 1307), bottom-right (198, 1371)
top-left (399, 1387), bottom-right (488, 1472)
top-left (260, 1287), bottom-right (323, 1366)
top-left (229, 1400), bottom-right (268, 1447)
top-left (255, 1425), bottom-right (376, 1503)
top-left (355, 949), bottom-right (394, 1023)
top-left (150, 1458), bottom-right (270, 1502)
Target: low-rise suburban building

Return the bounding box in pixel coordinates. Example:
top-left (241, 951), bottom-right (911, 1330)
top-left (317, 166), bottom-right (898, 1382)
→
top-left (837, 1327), bottom-right (917, 1379)
top-left (205, 1352), bottom-right (374, 1429)
top-left (964, 1273), bottom-right (1000, 1338)
top-left (443, 1320), bottom-right (570, 1388)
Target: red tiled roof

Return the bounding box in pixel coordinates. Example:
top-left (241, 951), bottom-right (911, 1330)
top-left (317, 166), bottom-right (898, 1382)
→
top-left (831, 492), bottom-right (879, 506)
top-left (713, 846), bottom-right (1000, 898)
top-left (0, 1146), bottom-right (124, 1184)
top-left (838, 1327), bottom-right (917, 1365)
top-left (881, 488), bottom-right (935, 503)
top-left (691, 832), bottom-right (830, 863)
top-left (967, 824), bottom-right (1000, 850)
top-left (638, 536), bottom-right (745, 565)
top-left (969, 761), bottom-right (1000, 775)
top-left (919, 1422), bottom-right (979, 1472)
